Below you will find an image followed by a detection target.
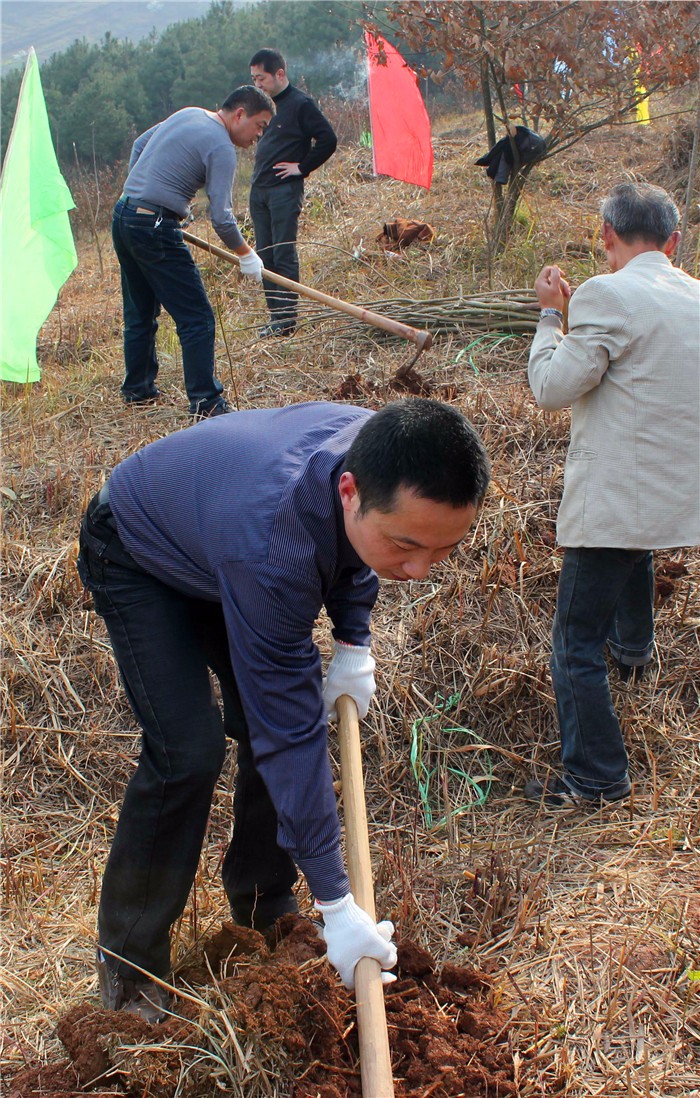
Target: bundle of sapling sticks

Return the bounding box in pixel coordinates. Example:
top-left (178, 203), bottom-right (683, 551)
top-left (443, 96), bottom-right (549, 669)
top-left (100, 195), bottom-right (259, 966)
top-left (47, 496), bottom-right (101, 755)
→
top-left (297, 289), bottom-right (540, 338)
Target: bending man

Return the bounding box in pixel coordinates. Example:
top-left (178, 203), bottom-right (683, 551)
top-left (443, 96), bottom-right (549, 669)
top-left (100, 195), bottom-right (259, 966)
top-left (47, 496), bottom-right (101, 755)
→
top-left (113, 85), bottom-right (273, 417)
top-left (77, 398), bottom-right (491, 1019)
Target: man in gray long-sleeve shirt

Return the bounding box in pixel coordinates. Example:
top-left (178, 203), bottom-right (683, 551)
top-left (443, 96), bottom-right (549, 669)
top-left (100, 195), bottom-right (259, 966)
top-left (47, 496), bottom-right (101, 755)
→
top-left (113, 85), bottom-right (274, 418)
top-left (77, 398), bottom-right (491, 1021)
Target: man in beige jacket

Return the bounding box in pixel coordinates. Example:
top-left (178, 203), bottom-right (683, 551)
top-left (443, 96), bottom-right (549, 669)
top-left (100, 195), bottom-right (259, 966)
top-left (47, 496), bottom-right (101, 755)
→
top-left (526, 181), bottom-right (699, 807)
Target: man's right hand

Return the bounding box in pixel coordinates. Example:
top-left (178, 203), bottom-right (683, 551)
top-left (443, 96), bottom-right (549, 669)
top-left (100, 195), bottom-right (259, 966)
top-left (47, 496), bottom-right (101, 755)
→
top-left (315, 893), bottom-right (398, 990)
top-left (534, 265), bottom-right (571, 311)
top-left (238, 249), bottom-right (264, 282)
top-left (323, 641), bottom-right (376, 721)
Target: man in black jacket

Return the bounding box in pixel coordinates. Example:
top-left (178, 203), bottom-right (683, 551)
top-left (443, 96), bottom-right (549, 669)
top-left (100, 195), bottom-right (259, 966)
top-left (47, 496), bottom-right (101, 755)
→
top-left (249, 48), bottom-right (337, 336)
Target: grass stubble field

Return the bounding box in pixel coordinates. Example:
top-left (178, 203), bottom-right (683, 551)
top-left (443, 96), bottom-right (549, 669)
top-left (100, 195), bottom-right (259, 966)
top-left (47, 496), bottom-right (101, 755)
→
top-left (2, 101), bottom-right (699, 1096)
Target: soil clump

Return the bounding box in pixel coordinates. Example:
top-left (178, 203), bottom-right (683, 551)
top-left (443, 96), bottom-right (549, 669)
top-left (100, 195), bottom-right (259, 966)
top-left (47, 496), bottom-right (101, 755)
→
top-left (8, 917), bottom-right (516, 1097)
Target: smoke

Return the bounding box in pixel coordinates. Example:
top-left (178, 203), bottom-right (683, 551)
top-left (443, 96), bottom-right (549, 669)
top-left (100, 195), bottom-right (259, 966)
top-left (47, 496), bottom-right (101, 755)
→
top-left (289, 45), bottom-right (368, 102)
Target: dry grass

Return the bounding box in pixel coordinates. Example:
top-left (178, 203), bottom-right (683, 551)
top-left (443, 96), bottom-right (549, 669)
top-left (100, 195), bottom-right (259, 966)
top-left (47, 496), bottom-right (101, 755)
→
top-left (2, 100), bottom-right (699, 1096)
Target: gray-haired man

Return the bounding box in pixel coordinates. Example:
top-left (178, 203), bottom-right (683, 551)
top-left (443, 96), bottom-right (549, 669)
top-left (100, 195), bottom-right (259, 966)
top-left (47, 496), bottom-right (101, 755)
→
top-left (526, 182), bottom-right (699, 807)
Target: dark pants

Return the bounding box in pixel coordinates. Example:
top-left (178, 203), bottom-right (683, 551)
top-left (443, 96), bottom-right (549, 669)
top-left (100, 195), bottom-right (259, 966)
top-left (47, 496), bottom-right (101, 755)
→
top-left (250, 180), bottom-right (304, 328)
top-left (552, 547), bottom-right (654, 799)
top-left (112, 198), bottom-right (223, 413)
top-left (77, 492), bottom-right (297, 981)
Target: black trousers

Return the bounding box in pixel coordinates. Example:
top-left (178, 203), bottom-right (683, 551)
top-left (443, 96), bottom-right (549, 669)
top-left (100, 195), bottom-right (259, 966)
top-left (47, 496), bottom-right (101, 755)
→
top-left (250, 179), bottom-right (304, 327)
top-left (112, 198), bottom-right (222, 411)
top-left (78, 494), bottom-right (298, 980)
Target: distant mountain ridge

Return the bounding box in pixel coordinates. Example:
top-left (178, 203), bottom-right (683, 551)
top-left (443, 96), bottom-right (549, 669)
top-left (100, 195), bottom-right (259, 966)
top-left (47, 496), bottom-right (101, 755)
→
top-left (1, 1), bottom-right (223, 71)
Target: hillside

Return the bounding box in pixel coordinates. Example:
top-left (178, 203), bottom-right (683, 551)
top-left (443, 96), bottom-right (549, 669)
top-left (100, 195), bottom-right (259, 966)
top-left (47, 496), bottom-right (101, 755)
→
top-left (2, 97), bottom-right (699, 1097)
top-left (1, 0), bottom-right (216, 71)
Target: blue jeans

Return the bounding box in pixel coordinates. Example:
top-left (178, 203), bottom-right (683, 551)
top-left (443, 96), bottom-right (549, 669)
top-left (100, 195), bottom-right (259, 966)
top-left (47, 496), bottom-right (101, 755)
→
top-left (112, 199), bottom-right (223, 411)
top-left (250, 181), bottom-right (304, 327)
top-left (77, 492), bottom-right (297, 980)
top-left (551, 547), bottom-right (654, 799)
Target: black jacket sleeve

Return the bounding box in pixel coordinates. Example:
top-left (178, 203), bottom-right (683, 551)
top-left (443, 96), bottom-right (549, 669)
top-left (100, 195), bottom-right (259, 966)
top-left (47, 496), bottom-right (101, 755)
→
top-left (297, 100), bottom-right (337, 177)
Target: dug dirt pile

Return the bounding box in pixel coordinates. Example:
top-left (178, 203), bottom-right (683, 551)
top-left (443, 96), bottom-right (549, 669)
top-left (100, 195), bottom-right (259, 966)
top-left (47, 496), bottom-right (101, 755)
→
top-left (8, 917), bottom-right (517, 1097)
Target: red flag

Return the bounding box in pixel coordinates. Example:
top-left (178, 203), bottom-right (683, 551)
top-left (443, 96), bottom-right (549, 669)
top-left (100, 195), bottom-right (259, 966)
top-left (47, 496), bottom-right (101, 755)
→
top-left (365, 31), bottom-right (433, 190)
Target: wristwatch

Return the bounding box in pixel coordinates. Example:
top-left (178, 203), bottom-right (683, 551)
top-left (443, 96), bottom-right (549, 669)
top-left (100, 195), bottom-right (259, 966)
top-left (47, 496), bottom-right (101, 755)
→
top-left (540, 307), bottom-right (564, 320)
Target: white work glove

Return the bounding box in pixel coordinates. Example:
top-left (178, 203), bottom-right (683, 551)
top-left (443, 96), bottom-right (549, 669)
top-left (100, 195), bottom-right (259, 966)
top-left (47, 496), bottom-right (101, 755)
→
top-left (323, 641), bottom-right (376, 721)
top-left (237, 249), bottom-right (264, 282)
top-left (315, 893), bottom-right (397, 990)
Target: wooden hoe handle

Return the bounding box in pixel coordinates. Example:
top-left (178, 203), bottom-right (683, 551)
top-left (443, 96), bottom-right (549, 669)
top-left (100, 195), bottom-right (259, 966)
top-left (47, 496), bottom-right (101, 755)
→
top-left (336, 694), bottom-right (395, 1098)
top-left (182, 230), bottom-right (432, 352)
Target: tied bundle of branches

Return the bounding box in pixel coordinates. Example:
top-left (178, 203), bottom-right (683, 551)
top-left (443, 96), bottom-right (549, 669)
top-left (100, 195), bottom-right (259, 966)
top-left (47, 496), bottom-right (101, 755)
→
top-left (297, 288), bottom-right (540, 341)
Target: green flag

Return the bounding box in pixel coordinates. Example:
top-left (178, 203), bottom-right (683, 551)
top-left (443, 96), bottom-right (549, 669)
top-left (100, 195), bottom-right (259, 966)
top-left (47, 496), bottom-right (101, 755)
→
top-left (0, 48), bottom-right (77, 383)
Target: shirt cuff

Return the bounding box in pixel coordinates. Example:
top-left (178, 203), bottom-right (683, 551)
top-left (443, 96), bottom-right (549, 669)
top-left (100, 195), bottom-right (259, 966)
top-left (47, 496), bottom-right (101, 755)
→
top-left (296, 845), bottom-right (350, 901)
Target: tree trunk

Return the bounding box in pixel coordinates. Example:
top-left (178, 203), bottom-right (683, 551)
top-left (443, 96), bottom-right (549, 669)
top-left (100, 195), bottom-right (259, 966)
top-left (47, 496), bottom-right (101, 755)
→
top-left (481, 58), bottom-right (497, 149)
top-left (491, 162), bottom-right (534, 252)
top-left (479, 59), bottom-right (503, 220)
top-left (675, 62), bottom-right (700, 270)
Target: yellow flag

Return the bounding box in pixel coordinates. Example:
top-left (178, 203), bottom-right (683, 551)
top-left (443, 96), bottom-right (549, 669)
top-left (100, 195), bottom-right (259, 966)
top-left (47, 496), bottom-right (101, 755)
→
top-left (635, 74), bottom-right (651, 125)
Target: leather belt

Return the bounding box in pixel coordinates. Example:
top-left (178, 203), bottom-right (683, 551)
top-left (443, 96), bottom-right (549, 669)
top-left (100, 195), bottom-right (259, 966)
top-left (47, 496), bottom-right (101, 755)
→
top-left (122, 196), bottom-right (183, 221)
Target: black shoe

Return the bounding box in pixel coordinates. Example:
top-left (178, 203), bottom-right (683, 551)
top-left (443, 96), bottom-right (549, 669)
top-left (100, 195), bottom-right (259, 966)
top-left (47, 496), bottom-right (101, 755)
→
top-left (190, 398), bottom-right (233, 420)
top-left (524, 773), bottom-right (632, 808)
top-left (611, 658), bottom-right (647, 684)
top-left (524, 774), bottom-right (581, 808)
top-left (123, 388), bottom-right (162, 405)
top-left (96, 950), bottom-right (172, 1023)
top-left (230, 890), bottom-right (299, 933)
top-left (259, 321), bottom-right (296, 338)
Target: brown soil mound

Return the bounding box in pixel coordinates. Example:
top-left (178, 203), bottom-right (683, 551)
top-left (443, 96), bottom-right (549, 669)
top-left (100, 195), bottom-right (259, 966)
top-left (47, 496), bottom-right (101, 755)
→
top-left (8, 917), bottom-right (517, 1097)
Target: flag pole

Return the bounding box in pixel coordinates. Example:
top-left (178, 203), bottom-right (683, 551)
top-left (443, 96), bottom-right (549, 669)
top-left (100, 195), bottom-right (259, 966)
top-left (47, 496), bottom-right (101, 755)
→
top-left (0, 48), bottom-right (36, 185)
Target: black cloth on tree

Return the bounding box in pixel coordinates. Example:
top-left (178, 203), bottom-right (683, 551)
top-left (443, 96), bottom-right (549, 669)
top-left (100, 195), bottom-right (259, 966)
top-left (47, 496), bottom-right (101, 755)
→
top-left (475, 126), bottom-right (546, 184)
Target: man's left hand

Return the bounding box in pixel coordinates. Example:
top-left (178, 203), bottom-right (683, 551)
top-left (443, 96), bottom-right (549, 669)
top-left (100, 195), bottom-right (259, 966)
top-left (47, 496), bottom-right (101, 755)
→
top-left (237, 248), bottom-right (264, 282)
top-left (315, 893), bottom-right (397, 990)
top-left (535, 265), bottom-right (571, 311)
top-left (274, 161), bottom-right (302, 179)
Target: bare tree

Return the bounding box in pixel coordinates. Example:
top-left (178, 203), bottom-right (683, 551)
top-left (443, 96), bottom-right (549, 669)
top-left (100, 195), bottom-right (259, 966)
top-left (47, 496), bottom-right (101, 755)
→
top-left (367, 1), bottom-right (699, 249)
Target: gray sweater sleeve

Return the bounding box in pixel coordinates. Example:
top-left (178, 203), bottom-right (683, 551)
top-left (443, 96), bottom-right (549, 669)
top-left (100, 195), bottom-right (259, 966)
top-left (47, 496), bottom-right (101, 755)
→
top-left (123, 109), bottom-right (245, 250)
top-left (203, 143), bottom-right (245, 250)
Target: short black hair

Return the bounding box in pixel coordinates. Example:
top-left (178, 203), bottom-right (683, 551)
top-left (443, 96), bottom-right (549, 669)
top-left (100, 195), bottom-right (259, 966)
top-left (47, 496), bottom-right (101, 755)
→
top-left (601, 182), bottom-right (679, 247)
top-left (220, 85), bottom-right (275, 115)
top-left (344, 399), bottom-right (490, 514)
top-left (249, 48), bottom-right (287, 75)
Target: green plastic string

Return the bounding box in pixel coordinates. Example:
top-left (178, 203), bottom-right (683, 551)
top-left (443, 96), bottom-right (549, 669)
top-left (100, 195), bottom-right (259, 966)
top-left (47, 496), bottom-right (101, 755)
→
top-left (410, 693), bottom-right (493, 828)
top-left (452, 332), bottom-right (519, 376)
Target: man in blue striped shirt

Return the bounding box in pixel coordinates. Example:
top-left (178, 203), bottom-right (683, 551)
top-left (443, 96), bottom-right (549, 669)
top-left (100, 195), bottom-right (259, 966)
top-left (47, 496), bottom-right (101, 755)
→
top-left (78, 398), bottom-right (490, 1020)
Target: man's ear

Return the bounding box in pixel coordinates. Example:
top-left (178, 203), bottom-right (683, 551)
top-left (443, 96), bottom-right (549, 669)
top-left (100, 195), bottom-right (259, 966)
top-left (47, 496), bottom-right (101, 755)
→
top-left (338, 471), bottom-right (359, 513)
top-left (663, 230), bottom-right (681, 258)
